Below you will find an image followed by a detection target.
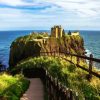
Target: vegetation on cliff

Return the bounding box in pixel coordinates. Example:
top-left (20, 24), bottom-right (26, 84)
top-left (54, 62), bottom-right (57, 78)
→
top-left (0, 73), bottom-right (30, 100)
top-left (9, 33), bottom-right (85, 67)
top-left (11, 57), bottom-right (100, 100)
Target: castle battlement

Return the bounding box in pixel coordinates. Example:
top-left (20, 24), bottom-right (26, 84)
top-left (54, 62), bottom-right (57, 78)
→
top-left (51, 25), bottom-right (64, 38)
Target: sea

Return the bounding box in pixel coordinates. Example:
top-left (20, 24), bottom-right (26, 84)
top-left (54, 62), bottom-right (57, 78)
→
top-left (0, 30), bottom-right (100, 69)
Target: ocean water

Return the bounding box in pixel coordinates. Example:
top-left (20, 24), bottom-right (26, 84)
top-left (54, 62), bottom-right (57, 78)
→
top-left (0, 30), bottom-right (100, 67)
top-left (80, 31), bottom-right (100, 58)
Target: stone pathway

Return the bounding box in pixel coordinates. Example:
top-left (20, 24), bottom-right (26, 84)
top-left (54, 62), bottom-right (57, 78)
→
top-left (20, 78), bottom-right (44, 100)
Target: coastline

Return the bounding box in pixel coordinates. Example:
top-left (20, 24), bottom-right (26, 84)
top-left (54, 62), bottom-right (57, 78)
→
top-left (0, 30), bottom-right (100, 68)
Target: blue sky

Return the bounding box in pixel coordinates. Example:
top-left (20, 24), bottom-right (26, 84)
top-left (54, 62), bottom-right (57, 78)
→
top-left (0, 0), bottom-right (100, 30)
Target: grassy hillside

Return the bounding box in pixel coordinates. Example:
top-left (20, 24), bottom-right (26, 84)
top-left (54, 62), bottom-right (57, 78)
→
top-left (11, 56), bottom-right (100, 100)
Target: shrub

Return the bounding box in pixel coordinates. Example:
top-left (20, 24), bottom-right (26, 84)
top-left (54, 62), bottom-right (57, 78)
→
top-left (0, 74), bottom-right (30, 100)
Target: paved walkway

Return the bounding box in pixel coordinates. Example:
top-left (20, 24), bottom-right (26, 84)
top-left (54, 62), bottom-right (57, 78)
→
top-left (20, 78), bottom-right (44, 100)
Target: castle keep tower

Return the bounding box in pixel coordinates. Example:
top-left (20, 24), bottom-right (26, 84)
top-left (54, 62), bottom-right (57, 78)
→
top-left (51, 25), bottom-right (63, 38)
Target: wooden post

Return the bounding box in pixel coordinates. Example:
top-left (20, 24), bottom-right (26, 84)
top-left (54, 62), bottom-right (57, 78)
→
top-left (71, 55), bottom-right (72, 62)
top-left (88, 54), bottom-right (93, 79)
top-left (45, 70), bottom-right (48, 88)
top-left (64, 89), bottom-right (67, 100)
top-left (54, 51), bottom-right (55, 58)
top-left (75, 92), bottom-right (78, 100)
top-left (65, 88), bottom-right (69, 99)
top-left (50, 46), bottom-right (51, 52)
top-left (60, 84), bottom-right (63, 100)
top-left (59, 83), bottom-right (62, 100)
top-left (49, 76), bottom-right (52, 100)
top-left (77, 57), bottom-right (79, 65)
top-left (59, 47), bottom-right (60, 56)
top-left (56, 79), bottom-right (59, 100)
top-left (53, 78), bottom-right (56, 100)
top-left (21, 68), bottom-right (23, 75)
top-left (50, 76), bottom-right (53, 100)
top-left (0, 96), bottom-right (2, 99)
top-left (61, 86), bottom-right (66, 100)
top-left (69, 89), bottom-right (73, 100)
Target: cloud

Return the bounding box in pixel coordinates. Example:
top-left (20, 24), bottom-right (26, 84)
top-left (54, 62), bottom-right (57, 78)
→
top-left (0, 0), bottom-right (100, 30)
top-left (0, 0), bottom-right (51, 8)
top-left (1, 0), bottom-right (100, 17)
top-left (42, 0), bottom-right (100, 17)
top-left (0, 0), bottom-right (25, 6)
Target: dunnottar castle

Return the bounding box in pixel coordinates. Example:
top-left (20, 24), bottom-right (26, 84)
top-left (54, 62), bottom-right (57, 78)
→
top-left (51, 25), bottom-right (79, 38)
top-left (51, 25), bottom-right (64, 38)
top-left (32, 25), bottom-right (80, 43)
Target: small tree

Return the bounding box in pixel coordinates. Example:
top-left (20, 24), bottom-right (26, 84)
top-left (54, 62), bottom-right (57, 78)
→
top-left (68, 30), bottom-right (71, 35)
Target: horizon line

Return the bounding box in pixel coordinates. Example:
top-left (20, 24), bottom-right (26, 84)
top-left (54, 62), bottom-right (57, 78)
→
top-left (0, 29), bottom-right (100, 31)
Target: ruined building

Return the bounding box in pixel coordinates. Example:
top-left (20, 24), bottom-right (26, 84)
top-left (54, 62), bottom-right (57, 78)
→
top-left (51, 25), bottom-right (65, 38)
top-left (68, 31), bottom-right (80, 35)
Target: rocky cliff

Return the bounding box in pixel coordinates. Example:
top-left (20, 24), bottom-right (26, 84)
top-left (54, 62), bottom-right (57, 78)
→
top-left (9, 33), bottom-right (85, 67)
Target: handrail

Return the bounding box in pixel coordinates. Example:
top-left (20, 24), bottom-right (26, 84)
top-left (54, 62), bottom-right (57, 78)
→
top-left (40, 51), bottom-right (100, 63)
top-left (42, 67), bottom-right (79, 100)
top-left (40, 51), bottom-right (100, 79)
top-left (64, 52), bottom-right (100, 63)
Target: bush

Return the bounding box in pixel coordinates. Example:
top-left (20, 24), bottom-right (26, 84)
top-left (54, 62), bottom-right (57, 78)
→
top-left (0, 74), bottom-right (30, 100)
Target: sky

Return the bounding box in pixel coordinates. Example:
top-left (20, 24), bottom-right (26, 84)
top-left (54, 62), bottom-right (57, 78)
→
top-left (0, 0), bottom-right (100, 30)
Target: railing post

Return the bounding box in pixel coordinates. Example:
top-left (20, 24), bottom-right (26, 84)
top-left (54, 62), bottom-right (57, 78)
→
top-left (0, 96), bottom-right (2, 99)
top-left (65, 88), bottom-right (68, 99)
top-left (77, 57), bottom-right (79, 65)
top-left (53, 79), bottom-right (55, 100)
top-left (51, 76), bottom-right (53, 100)
top-left (51, 51), bottom-right (52, 56)
top-left (54, 51), bottom-right (55, 58)
top-left (56, 79), bottom-right (59, 100)
top-left (58, 84), bottom-right (61, 100)
top-left (45, 70), bottom-right (48, 89)
top-left (61, 85), bottom-right (66, 100)
top-left (21, 68), bottom-right (23, 75)
top-left (48, 75), bottom-right (52, 100)
top-left (69, 89), bottom-right (73, 100)
top-left (59, 47), bottom-right (60, 56)
top-left (75, 92), bottom-right (79, 100)
top-left (88, 54), bottom-right (93, 79)
top-left (71, 55), bottom-right (72, 62)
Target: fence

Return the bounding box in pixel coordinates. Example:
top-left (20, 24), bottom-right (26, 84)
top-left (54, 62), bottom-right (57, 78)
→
top-left (64, 52), bottom-right (100, 79)
top-left (42, 68), bottom-right (78, 100)
top-left (40, 51), bottom-right (100, 79)
top-left (39, 51), bottom-right (100, 99)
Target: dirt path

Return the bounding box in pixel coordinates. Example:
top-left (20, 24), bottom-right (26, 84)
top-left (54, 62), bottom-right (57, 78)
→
top-left (20, 78), bottom-right (44, 100)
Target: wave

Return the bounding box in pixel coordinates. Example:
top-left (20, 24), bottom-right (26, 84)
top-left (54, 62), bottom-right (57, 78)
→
top-left (85, 49), bottom-right (100, 70)
top-left (85, 49), bottom-right (92, 57)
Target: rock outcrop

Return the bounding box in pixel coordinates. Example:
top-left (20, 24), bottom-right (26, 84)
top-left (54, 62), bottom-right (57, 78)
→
top-left (9, 33), bottom-right (85, 67)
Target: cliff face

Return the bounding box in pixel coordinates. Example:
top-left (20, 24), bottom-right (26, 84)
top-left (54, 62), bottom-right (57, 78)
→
top-left (9, 33), bottom-right (85, 67)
